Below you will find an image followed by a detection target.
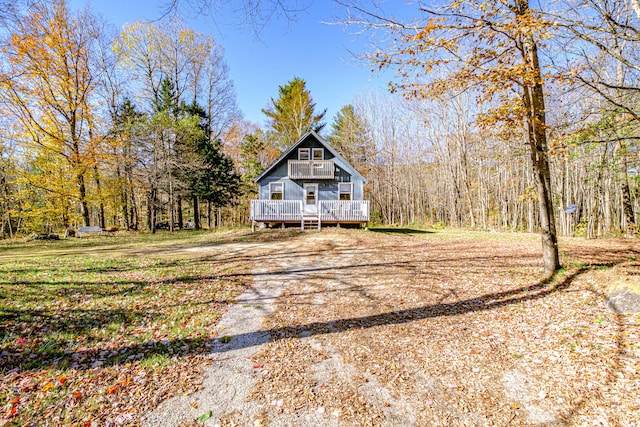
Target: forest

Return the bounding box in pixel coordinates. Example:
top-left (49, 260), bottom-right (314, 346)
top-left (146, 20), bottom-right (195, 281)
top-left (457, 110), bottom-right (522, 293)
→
top-left (0, 0), bottom-right (638, 242)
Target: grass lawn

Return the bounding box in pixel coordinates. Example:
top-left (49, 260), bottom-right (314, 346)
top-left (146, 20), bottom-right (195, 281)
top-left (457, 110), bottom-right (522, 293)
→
top-left (0, 229), bottom-right (253, 426)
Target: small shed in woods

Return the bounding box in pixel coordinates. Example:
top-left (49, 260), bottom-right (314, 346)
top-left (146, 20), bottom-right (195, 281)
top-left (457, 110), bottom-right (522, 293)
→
top-left (250, 130), bottom-right (369, 230)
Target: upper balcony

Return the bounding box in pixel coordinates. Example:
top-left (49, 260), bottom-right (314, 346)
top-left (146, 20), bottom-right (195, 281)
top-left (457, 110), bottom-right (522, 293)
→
top-left (288, 160), bottom-right (334, 179)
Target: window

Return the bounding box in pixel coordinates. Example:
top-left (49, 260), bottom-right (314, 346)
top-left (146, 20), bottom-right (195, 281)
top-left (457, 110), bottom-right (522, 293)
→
top-left (270, 182), bottom-right (283, 200)
top-left (339, 182), bottom-right (352, 201)
top-left (298, 148), bottom-right (310, 160)
top-left (312, 148), bottom-right (324, 160)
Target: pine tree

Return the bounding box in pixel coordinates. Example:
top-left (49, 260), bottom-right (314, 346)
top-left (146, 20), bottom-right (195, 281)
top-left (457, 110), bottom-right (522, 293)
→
top-left (328, 104), bottom-right (374, 171)
top-left (262, 77), bottom-right (326, 148)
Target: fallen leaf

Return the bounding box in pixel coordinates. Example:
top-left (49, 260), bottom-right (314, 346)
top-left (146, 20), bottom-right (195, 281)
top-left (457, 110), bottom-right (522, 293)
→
top-left (7, 406), bottom-right (17, 418)
top-left (197, 410), bottom-right (212, 422)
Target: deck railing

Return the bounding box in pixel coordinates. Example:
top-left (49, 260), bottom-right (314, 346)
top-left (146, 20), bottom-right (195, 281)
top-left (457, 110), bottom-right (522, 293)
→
top-left (250, 199), bottom-right (302, 221)
top-left (319, 200), bottom-right (370, 222)
top-left (288, 160), bottom-right (334, 179)
top-left (250, 199), bottom-right (370, 223)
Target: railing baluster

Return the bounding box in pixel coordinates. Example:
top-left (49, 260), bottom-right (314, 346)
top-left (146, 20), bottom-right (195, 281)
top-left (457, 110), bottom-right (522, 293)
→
top-left (252, 199), bottom-right (369, 222)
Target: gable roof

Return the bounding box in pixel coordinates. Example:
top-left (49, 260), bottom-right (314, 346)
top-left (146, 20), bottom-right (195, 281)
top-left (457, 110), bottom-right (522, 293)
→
top-left (253, 130), bottom-right (368, 183)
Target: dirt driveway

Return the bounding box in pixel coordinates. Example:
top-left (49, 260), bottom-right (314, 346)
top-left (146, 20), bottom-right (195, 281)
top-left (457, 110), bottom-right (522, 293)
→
top-left (143, 229), bottom-right (639, 426)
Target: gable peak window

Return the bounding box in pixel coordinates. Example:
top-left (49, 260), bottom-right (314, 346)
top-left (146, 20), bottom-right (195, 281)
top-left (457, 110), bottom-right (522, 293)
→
top-left (298, 148), bottom-right (310, 160)
top-left (312, 148), bottom-right (323, 160)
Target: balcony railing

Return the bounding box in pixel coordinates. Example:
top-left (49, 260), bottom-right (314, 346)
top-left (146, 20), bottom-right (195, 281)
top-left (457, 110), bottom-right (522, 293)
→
top-left (288, 160), bottom-right (334, 179)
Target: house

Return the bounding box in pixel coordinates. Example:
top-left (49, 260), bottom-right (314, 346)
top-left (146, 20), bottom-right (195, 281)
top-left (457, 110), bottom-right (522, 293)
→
top-left (250, 130), bottom-right (369, 230)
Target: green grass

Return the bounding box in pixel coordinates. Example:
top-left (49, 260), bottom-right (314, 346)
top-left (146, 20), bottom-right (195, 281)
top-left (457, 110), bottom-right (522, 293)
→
top-left (0, 229), bottom-right (252, 425)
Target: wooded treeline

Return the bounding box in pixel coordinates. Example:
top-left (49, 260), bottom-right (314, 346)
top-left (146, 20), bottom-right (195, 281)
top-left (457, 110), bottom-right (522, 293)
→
top-left (0, 0), bottom-right (638, 239)
top-left (331, 0), bottom-right (640, 239)
top-left (332, 90), bottom-right (638, 238)
top-left (0, 1), bottom-right (241, 235)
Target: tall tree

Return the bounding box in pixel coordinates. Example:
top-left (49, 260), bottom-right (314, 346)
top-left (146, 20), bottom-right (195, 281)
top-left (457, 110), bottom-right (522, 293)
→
top-left (177, 102), bottom-right (240, 230)
top-left (551, 0), bottom-right (640, 234)
top-left (262, 76), bottom-right (326, 148)
top-left (161, 0), bottom-right (312, 32)
top-left (327, 104), bottom-right (373, 171)
top-left (340, 0), bottom-right (561, 275)
top-left (111, 99), bottom-right (142, 230)
top-left (0, 0), bottom-right (100, 226)
top-left (113, 16), bottom-right (236, 124)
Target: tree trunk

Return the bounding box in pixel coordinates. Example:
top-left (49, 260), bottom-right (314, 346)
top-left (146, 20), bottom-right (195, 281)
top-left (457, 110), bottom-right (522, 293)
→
top-left (77, 172), bottom-right (90, 227)
top-left (516, 0), bottom-right (560, 275)
top-left (169, 177), bottom-right (174, 232)
top-left (148, 188), bottom-right (157, 233)
top-left (193, 195), bottom-right (201, 230)
top-left (118, 164), bottom-right (130, 230)
top-left (177, 195), bottom-right (183, 230)
top-left (93, 165), bottom-right (106, 229)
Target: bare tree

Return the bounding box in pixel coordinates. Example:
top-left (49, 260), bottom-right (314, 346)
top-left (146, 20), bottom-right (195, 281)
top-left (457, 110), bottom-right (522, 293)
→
top-left (158, 0), bottom-right (312, 33)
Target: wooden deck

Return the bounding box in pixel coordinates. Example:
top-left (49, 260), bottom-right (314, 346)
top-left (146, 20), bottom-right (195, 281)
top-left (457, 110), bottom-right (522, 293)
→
top-left (250, 200), bottom-right (370, 230)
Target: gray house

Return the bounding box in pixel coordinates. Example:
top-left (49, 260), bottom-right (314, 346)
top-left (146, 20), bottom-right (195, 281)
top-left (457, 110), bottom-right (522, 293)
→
top-left (250, 130), bottom-right (369, 230)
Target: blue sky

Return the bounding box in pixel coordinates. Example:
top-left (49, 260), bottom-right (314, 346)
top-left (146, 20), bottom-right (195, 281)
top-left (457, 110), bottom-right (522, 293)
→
top-left (71, 0), bottom-right (404, 127)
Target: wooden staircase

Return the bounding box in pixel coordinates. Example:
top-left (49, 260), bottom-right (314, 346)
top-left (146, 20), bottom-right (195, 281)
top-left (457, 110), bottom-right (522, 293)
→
top-left (301, 215), bottom-right (320, 231)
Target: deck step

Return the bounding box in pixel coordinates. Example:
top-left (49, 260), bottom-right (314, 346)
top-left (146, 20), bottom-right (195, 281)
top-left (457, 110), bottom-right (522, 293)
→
top-left (301, 216), bottom-right (320, 231)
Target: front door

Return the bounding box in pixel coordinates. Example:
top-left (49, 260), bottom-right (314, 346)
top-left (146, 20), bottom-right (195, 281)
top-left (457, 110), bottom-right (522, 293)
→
top-left (303, 183), bottom-right (318, 215)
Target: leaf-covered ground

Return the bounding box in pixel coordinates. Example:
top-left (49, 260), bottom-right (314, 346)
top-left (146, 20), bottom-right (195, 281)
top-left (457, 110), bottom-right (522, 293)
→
top-left (246, 230), bottom-right (639, 426)
top-left (1, 228), bottom-right (639, 426)
top-left (0, 230), bottom-right (257, 426)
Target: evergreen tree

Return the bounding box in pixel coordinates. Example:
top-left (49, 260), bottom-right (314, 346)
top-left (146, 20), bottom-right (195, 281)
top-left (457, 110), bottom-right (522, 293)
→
top-left (262, 77), bottom-right (326, 148)
top-left (178, 102), bottom-right (240, 229)
top-left (327, 104), bottom-right (373, 170)
top-left (239, 131), bottom-right (268, 183)
top-left (154, 77), bottom-right (179, 115)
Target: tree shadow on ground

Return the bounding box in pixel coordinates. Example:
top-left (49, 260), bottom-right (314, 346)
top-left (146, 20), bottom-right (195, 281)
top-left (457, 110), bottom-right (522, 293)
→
top-left (0, 264), bottom-right (605, 373)
top-left (368, 227), bottom-right (434, 234)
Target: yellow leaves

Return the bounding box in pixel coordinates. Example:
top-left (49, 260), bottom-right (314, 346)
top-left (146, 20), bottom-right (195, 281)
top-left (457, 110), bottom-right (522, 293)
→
top-left (412, 18), bottom-right (442, 41)
top-left (178, 29), bottom-right (195, 45)
top-left (41, 382), bottom-right (55, 392)
top-left (518, 186), bottom-right (538, 203)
